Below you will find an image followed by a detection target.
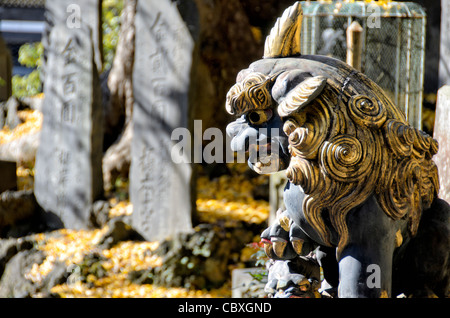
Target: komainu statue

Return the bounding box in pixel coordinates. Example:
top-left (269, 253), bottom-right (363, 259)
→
top-left (225, 2), bottom-right (449, 298)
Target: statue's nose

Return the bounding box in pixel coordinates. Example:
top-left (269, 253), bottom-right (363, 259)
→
top-left (226, 116), bottom-right (246, 139)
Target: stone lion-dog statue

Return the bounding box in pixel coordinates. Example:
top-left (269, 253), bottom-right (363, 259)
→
top-left (225, 2), bottom-right (449, 298)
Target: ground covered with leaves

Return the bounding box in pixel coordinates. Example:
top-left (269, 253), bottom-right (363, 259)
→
top-left (0, 101), bottom-right (271, 298)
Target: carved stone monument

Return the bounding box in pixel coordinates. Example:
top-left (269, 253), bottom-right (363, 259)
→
top-left (34, 23), bottom-right (103, 229)
top-left (129, 0), bottom-right (196, 241)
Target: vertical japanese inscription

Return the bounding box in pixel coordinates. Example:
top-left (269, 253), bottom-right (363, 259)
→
top-left (61, 39), bottom-right (77, 124)
top-left (131, 0), bottom-right (195, 241)
top-left (56, 150), bottom-right (69, 210)
top-left (34, 23), bottom-right (103, 230)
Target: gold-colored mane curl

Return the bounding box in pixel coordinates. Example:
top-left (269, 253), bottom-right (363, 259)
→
top-left (281, 81), bottom-right (439, 253)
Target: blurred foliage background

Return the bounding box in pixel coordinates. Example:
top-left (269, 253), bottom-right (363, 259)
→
top-left (12, 42), bottom-right (43, 98)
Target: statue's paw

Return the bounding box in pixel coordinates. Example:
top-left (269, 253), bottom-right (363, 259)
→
top-left (264, 259), bottom-right (321, 298)
top-left (260, 210), bottom-right (313, 260)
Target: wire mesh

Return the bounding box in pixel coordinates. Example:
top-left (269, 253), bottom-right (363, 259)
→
top-left (300, 1), bottom-right (426, 129)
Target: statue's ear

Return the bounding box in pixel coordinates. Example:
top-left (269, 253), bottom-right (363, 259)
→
top-left (277, 75), bottom-right (327, 117)
top-left (236, 68), bottom-right (252, 83)
top-left (272, 70), bottom-right (315, 102)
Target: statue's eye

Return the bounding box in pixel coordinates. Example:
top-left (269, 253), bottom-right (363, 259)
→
top-left (247, 109), bottom-right (272, 125)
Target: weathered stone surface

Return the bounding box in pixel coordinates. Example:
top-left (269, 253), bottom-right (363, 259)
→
top-left (130, 0), bottom-right (196, 241)
top-left (44, 0), bottom-right (103, 73)
top-left (0, 236), bottom-right (35, 276)
top-left (0, 249), bottom-right (45, 298)
top-left (34, 23), bottom-right (103, 230)
top-left (0, 96), bottom-right (21, 129)
top-left (433, 85), bottom-right (450, 202)
top-left (0, 235), bottom-right (69, 298)
top-left (0, 132), bottom-right (40, 163)
top-left (97, 218), bottom-right (143, 249)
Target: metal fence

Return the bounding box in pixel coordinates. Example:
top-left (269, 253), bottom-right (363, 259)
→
top-left (300, 1), bottom-right (426, 129)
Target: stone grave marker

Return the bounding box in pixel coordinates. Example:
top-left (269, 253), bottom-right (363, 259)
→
top-left (130, 0), bottom-right (197, 241)
top-left (0, 36), bottom-right (12, 102)
top-left (433, 85), bottom-right (450, 202)
top-left (34, 23), bottom-right (103, 229)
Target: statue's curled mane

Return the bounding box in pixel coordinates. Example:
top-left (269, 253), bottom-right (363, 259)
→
top-left (281, 80), bottom-right (439, 252)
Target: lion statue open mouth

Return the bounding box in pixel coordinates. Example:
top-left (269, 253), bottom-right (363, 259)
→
top-left (225, 2), bottom-right (449, 298)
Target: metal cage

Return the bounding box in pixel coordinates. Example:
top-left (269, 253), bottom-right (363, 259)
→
top-left (300, 0), bottom-right (426, 129)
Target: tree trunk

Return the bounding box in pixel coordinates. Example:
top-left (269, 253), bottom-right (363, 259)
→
top-left (102, 0), bottom-right (136, 191)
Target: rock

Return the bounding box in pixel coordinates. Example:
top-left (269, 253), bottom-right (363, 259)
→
top-left (0, 190), bottom-right (62, 238)
top-left (0, 239), bottom-right (18, 277)
top-left (41, 261), bottom-right (70, 297)
top-left (0, 96), bottom-right (24, 130)
top-left (128, 269), bottom-right (154, 285)
top-left (0, 249), bottom-right (45, 297)
top-left (144, 223), bottom-right (254, 290)
top-left (0, 132), bottom-right (40, 164)
top-left (231, 267), bottom-right (267, 298)
top-left (66, 252), bottom-right (107, 287)
top-left (3, 97), bottom-right (21, 129)
top-left (90, 200), bottom-right (111, 228)
top-left (97, 218), bottom-right (143, 249)
top-left (20, 96), bottom-right (43, 112)
top-left (0, 190), bottom-right (38, 236)
top-left (0, 238), bottom-right (32, 278)
top-left (0, 235), bottom-right (72, 298)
